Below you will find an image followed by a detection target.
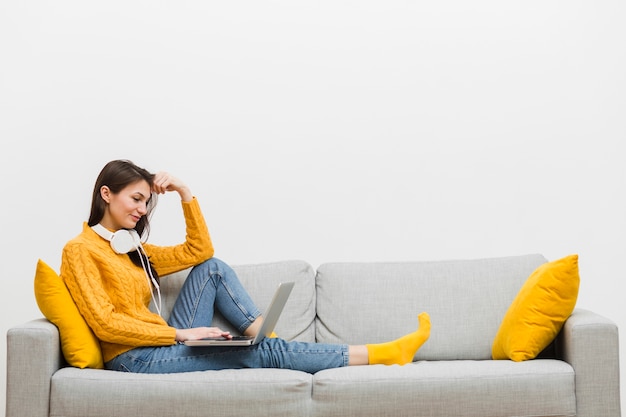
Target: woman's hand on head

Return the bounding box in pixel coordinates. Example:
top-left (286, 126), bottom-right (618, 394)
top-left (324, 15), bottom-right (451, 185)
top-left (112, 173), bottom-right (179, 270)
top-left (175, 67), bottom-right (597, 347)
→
top-left (175, 327), bottom-right (232, 342)
top-left (152, 171), bottom-right (192, 201)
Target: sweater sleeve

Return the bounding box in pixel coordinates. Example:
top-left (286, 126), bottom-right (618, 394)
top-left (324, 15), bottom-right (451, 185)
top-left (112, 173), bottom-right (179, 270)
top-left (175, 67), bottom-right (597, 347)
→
top-left (144, 197), bottom-right (215, 277)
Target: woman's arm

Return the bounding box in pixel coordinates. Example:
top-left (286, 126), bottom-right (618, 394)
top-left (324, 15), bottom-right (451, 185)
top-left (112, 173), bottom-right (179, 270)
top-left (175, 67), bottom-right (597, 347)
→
top-left (144, 171), bottom-right (214, 276)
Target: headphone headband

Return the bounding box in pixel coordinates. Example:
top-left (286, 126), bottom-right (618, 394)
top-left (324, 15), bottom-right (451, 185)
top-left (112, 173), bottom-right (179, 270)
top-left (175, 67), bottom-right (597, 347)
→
top-left (91, 224), bottom-right (141, 254)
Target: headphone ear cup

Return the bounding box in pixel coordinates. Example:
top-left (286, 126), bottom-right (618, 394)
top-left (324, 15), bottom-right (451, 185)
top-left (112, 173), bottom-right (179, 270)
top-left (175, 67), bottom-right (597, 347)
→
top-left (110, 229), bottom-right (141, 254)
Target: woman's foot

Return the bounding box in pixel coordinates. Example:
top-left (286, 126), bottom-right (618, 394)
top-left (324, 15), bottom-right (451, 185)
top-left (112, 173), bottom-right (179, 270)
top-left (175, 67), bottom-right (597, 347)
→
top-left (366, 312), bottom-right (431, 365)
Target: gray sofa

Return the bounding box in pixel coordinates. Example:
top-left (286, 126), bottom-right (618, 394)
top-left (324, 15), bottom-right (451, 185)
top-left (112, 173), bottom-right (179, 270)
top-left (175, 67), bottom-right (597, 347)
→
top-left (6, 254), bottom-right (621, 417)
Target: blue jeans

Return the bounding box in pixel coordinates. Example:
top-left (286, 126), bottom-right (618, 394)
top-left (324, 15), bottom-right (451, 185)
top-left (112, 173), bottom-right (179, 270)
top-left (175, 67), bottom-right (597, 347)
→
top-left (106, 258), bottom-right (349, 374)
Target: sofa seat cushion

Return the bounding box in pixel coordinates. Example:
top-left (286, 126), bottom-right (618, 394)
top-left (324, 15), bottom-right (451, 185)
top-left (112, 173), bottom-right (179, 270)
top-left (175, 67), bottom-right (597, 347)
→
top-left (51, 367), bottom-right (313, 417)
top-left (311, 360), bottom-right (576, 417)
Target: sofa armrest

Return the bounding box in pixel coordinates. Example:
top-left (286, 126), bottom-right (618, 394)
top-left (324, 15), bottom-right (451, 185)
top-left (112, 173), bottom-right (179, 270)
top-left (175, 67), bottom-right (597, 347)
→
top-left (558, 308), bottom-right (621, 417)
top-left (6, 318), bottom-right (65, 417)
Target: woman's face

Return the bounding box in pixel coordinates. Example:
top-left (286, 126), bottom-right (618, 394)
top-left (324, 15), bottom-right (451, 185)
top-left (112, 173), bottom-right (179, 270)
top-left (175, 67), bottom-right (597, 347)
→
top-left (100, 179), bottom-right (151, 231)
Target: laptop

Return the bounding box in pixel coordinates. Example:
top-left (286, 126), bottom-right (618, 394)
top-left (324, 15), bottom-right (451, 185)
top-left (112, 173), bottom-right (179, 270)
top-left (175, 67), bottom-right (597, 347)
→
top-left (183, 281), bottom-right (295, 346)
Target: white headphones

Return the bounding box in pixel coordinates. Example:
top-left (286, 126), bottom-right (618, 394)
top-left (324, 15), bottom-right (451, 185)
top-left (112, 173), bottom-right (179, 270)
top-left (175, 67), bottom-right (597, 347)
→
top-left (91, 224), bottom-right (142, 254)
top-left (91, 223), bottom-right (162, 316)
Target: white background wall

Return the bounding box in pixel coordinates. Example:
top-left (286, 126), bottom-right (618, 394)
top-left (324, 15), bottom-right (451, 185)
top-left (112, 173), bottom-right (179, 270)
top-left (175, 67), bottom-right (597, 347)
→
top-left (1, 1), bottom-right (624, 415)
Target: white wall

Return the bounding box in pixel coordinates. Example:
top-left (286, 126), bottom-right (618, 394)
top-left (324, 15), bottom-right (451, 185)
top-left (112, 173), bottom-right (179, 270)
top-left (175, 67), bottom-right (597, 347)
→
top-left (1, 1), bottom-right (624, 415)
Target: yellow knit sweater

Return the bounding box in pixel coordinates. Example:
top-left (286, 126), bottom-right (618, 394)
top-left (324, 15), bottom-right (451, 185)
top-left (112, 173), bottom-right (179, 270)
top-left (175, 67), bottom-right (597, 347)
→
top-left (61, 197), bottom-right (214, 363)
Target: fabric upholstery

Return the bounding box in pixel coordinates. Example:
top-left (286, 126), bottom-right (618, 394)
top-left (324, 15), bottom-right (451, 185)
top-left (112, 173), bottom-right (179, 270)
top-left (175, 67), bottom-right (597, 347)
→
top-left (51, 367), bottom-right (312, 417)
top-left (315, 254), bottom-right (547, 360)
top-left (312, 360), bottom-right (576, 417)
top-left (560, 309), bottom-right (622, 417)
top-left (6, 319), bottom-right (63, 417)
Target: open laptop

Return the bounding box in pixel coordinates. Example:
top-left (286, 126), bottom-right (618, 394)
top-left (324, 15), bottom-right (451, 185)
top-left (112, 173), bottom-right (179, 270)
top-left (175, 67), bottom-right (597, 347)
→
top-left (183, 281), bottom-right (295, 346)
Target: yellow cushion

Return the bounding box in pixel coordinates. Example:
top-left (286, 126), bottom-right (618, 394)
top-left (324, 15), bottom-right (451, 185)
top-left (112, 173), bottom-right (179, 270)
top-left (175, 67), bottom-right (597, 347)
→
top-left (33, 259), bottom-right (104, 369)
top-left (492, 254), bottom-right (580, 361)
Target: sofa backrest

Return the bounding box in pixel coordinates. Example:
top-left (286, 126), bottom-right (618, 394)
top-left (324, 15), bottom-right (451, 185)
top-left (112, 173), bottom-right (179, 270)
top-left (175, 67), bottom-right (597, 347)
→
top-left (158, 259), bottom-right (317, 342)
top-left (158, 254), bottom-right (548, 361)
top-left (315, 253), bottom-right (547, 360)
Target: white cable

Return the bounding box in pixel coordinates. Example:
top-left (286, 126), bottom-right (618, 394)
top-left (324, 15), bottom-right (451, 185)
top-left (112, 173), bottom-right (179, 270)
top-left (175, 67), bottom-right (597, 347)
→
top-left (137, 245), bottom-right (162, 317)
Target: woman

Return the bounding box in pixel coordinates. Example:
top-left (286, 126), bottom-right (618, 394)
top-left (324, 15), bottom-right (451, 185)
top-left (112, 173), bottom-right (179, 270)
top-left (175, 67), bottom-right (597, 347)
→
top-left (61, 159), bottom-right (431, 374)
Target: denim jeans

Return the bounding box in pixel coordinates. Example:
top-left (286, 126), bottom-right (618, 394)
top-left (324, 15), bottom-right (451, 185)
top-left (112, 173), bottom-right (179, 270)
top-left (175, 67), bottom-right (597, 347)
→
top-left (106, 258), bottom-right (349, 374)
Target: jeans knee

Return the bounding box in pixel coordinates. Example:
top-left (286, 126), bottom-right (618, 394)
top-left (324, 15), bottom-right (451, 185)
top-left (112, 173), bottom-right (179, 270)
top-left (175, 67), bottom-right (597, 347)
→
top-left (205, 257), bottom-right (231, 275)
top-left (191, 257), bottom-right (235, 285)
top-left (192, 257), bottom-right (223, 273)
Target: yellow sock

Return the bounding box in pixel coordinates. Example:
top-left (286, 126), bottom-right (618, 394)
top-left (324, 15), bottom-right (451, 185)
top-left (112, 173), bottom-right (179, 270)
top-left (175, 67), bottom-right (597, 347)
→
top-left (366, 312), bottom-right (431, 365)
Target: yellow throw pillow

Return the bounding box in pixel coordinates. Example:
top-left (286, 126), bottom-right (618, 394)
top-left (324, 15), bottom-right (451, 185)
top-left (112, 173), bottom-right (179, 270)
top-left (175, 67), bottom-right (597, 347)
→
top-left (33, 259), bottom-right (104, 369)
top-left (492, 254), bottom-right (580, 361)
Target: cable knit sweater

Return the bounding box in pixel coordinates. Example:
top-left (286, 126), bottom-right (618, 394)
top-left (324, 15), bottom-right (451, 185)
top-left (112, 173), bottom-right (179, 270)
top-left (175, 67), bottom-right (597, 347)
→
top-left (61, 197), bottom-right (214, 363)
